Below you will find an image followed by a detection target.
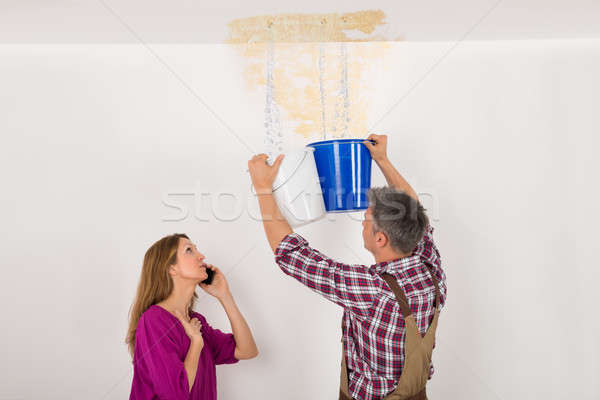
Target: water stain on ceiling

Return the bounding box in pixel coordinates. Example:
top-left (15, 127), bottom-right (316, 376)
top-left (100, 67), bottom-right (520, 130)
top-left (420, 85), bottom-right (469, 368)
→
top-left (227, 10), bottom-right (398, 43)
top-left (227, 10), bottom-right (395, 145)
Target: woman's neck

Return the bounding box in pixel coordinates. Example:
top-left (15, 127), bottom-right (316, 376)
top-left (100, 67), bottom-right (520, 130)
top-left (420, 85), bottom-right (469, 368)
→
top-left (158, 281), bottom-right (197, 316)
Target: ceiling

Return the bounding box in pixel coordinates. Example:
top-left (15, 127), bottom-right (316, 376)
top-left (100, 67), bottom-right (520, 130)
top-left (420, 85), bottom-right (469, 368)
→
top-left (1, 0), bottom-right (599, 43)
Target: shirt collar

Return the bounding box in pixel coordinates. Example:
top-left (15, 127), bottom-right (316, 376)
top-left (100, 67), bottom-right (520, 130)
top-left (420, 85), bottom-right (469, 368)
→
top-left (370, 254), bottom-right (422, 275)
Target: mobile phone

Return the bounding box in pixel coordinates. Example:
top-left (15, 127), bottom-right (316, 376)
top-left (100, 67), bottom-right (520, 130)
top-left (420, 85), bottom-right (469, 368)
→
top-left (202, 268), bottom-right (215, 285)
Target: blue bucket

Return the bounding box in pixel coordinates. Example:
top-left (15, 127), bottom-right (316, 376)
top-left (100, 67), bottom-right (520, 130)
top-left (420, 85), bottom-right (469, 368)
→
top-left (307, 139), bottom-right (373, 212)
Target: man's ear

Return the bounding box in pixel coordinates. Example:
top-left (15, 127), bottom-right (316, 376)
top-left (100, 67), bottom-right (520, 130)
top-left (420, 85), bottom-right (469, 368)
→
top-left (374, 231), bottom-right (388, 248)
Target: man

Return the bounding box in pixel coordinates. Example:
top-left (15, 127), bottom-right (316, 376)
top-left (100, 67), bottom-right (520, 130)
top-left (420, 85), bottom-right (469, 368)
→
top-left (248, 134), bottom-right (447, 400)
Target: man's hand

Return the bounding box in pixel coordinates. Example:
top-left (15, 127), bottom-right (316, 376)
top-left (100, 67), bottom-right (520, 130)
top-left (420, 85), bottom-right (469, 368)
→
top-left (363, 133), bottom-right (419, 200)
top-left (248, 154), bottom-right (284, 194)
top-left (363, 134), bottom-right (388, 163)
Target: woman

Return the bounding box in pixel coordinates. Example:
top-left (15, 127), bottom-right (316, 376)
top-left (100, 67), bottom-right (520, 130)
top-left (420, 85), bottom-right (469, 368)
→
top-left (126, 233), bottom-right (258, 399)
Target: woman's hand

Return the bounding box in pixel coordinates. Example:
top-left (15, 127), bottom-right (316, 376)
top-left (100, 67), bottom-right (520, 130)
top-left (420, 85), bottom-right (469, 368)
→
top-left (363, 134), bottom-right (388, 163)
top-left (174, 309), bottom-right (204, 346)
top-left (199, 265), bottom-right (230, 300)
top-left (173, 310), bottom-right (204, 392)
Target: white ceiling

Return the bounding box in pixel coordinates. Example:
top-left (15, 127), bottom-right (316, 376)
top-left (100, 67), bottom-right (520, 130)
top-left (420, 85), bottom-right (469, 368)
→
top-left (1, 0), bottom-right (599, 43)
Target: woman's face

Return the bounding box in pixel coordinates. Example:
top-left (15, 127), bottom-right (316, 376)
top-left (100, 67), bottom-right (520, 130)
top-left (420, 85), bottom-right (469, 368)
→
top-left (170, 237), bottom-right (208, 282)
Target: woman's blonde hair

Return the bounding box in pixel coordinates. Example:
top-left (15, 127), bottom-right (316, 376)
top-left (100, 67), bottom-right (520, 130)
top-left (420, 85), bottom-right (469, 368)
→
top-left (125, 233), bottom-right (198, 358)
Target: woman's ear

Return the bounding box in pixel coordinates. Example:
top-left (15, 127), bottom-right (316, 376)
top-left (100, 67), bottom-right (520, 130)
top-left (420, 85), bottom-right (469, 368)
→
top-left (168, 264), bottom-right (177, 277)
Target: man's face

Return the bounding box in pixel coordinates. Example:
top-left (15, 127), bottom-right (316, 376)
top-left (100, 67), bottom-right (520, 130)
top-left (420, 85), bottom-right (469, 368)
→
top-left (362, 207), bottom-right (376, 253)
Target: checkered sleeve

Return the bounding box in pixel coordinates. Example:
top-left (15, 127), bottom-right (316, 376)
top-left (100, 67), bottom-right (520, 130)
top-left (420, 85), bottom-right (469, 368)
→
top-left (413, 225), bottom-right (440, 267)
top-left (274, 233), bottom-right (379, 317)
top-left (413, 224), bottom-right (447, 308)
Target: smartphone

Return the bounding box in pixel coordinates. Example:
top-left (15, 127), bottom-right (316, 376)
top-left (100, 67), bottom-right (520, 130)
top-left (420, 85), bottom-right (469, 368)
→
top-left (202, 268), bottom-right (215, 285)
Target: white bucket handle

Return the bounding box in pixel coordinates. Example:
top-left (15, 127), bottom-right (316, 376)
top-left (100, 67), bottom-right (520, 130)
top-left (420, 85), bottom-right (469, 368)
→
top-left (249, 149), bottom-right (312, 195)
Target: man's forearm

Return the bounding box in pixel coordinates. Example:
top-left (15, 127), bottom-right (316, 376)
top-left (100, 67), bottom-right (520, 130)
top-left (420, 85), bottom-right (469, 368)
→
top-left (256, 192), bottom-right (293, 253)
top-left (376, 158), bottom-right (419, 201)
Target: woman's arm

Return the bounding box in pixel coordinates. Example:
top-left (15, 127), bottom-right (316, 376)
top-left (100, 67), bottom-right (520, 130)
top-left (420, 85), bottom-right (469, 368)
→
top-left (219, 293), bottom-right (259, 360)
top-left (200, 266), bottom-right (258, 360)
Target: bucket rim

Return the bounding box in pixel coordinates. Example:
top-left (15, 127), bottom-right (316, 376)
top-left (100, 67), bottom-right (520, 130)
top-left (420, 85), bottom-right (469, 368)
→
top-left (307, 138), bottom-right (372, 147)
top-left (271, 148), bottom-right (313, 192)
top-left (269, 147), bottom-right (314, 160)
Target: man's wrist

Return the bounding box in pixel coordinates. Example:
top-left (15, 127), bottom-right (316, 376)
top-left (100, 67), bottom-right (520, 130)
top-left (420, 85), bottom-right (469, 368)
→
top-left (374, 156), bottom-right (389, 165)
top-left (254, 187), bottom-right (273, 195)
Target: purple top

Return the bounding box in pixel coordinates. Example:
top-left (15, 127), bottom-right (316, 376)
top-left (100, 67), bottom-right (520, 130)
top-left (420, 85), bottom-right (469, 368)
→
top-left (130, 305), bottom-right (238, 400)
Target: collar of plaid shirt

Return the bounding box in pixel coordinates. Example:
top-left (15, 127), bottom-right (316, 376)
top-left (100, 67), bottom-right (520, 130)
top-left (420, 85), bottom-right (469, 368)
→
top-left (369, 254), bottom-right (424, 275)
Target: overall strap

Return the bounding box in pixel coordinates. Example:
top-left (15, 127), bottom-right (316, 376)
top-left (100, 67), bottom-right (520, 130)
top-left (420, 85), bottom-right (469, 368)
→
top-left (381, 264), bottom-right (441, 317)
top-left (381, 273), bottom-right (412, 318)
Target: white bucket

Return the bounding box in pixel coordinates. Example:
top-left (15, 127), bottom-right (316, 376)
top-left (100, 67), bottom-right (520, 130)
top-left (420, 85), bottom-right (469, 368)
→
top-left (270, 148), bottom-right (326, 228)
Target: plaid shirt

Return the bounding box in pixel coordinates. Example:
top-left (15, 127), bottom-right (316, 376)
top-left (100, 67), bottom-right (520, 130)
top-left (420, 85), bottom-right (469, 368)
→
top-left (274, 225), bottom-right (447, 400)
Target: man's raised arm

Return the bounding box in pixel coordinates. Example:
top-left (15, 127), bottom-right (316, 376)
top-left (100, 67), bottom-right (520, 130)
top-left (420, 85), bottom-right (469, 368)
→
top-left (247, 154), bottom-right (293, 253)
top-left (363, 134), bottom-right (419, 202)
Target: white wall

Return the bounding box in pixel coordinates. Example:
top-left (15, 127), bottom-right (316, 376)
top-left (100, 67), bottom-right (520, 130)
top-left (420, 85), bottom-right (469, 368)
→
top-left (0, 39), bottom-right (598, 399)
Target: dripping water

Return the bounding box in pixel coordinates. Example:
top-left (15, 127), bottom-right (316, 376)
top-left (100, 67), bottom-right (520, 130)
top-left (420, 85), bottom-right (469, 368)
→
top-left (318, 43), bottom-right (327, 140)
top-left (339, 42), bottom-right (350, 138)
top-left (264, 42), bottom-right (282, 163)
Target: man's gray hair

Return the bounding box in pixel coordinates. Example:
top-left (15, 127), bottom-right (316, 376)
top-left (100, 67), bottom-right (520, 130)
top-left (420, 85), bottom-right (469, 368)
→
top-left (367, 187), bottom-right (429, 254)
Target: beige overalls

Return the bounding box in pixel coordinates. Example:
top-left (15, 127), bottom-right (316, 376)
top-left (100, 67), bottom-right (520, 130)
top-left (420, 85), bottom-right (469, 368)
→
top-left (339, 267), bottom-right (441, 400)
